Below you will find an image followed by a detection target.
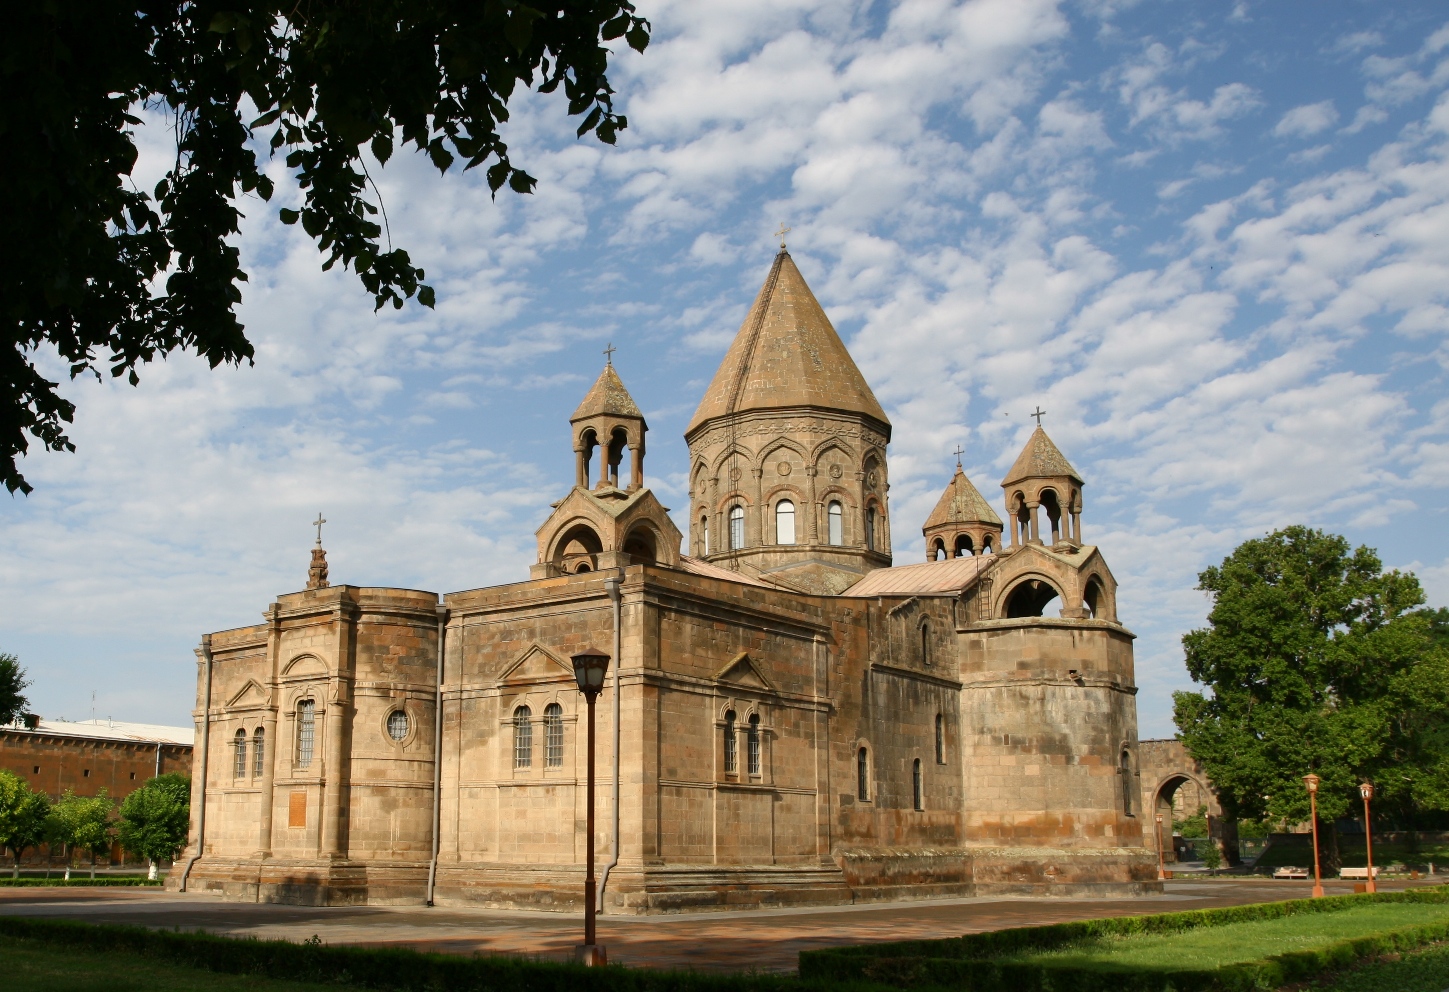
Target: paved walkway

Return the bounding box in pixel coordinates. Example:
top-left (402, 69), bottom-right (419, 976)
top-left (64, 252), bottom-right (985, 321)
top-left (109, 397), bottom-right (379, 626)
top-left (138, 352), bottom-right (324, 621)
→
top-left (0, 878), bottom-right (1440, 973)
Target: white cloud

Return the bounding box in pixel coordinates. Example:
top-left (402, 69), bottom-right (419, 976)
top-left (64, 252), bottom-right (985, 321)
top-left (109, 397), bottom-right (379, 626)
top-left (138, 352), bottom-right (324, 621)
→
top-left (1274, 100), bottom-right (1339, 138)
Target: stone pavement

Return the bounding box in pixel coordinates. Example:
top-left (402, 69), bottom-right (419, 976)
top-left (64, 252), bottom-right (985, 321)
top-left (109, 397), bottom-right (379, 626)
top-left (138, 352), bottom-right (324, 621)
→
top-left (0, 878), bottom-right (1441, 973)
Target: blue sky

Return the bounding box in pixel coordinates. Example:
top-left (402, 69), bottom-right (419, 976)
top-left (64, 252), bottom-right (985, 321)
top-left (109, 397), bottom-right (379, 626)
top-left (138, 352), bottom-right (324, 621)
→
top-left (3, 0), bottom-right (1448, 737)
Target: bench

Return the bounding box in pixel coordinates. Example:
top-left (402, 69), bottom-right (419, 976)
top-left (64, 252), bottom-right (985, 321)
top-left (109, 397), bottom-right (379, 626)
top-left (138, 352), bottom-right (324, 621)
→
top-left (1338, 867), bottom-right (1379, 879)
top-left (1273, 867), bottom-right (1310, 879)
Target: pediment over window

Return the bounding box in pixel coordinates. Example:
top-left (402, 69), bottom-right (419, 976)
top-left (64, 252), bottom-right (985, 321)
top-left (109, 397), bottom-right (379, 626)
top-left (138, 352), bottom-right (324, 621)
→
top-left (226, 679), bottom-right (270, 709)
top-left (499, 644), bottom-right (574, 685)
top-left (281, 654), bottom-right (327, 678)
top-left (714, 652), bottom-right (774, 691)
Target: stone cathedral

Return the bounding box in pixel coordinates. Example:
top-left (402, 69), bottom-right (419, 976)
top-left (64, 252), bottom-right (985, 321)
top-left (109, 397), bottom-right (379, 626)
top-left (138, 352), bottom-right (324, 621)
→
top-left (177, 249), bottom-right (1158, 911)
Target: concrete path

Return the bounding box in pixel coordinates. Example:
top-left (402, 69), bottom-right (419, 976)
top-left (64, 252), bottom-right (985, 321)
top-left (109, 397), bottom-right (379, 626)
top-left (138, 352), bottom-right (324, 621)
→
top-left (0, 878), bottom-right (1441, 973)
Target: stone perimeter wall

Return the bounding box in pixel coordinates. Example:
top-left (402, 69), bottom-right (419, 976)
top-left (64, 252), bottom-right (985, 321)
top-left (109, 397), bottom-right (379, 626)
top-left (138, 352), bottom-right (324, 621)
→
top-left (177, 565), bottom-right (1157, 909)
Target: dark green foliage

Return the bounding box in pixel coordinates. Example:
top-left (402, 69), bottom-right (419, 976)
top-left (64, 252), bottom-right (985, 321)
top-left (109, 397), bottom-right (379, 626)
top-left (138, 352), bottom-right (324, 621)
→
top-left (117, 774), bottom-right (190, 866)
top-left (798, 888), bottom-right (1449, 992)
top-left (0, 770), bottom-right (51, 878)
top-left (2, 1), bottom-right (651, 494)
top-left (1172, 528), bottom-right (1449, 858)
top-left (0, 654), bottom-right (30, 724)
top-left (0, 914), bottom-right (872, 992)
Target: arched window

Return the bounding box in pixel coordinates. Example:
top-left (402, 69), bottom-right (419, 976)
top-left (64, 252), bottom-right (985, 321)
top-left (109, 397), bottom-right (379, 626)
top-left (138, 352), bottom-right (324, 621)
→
top-left (544, 703), bottom-right (564, 767)
top-left (701, 516), bottom-right (709, 555)
top-left (387, 710), bottom-right (409, 741)
top-left (253, 727), bottom-right (266, 778)
top-left (828, 502), bottom-right (843, 545)
top-left (723, 710), bottom-right (737, 773)
top-left (513, 705), bottom-right (533, 769)
top-left (296, 700), bottom-right (316, 768)
top-left (233, 729), bottom-right (247, 780)
top-left (729, 505), bottom-right (745, 550)
top-left (857, 746), bottom-right (869, 801)
top-left (775, 500), bottom-right (795, 544)
top-left (747, 713), bottom-right (761, 774)
top-left (913, 758), bottom-right (923, 811)
top-left (865, 506), bottom-right (877, 551)
top-left (935, 714), bottom-right (945, 764)
top-left (955, 534), bottom-right (973, 557)
top-left (1120, 749), bottom-right (1133, 815)
top-left (920, 621), bottom-right (930, 667)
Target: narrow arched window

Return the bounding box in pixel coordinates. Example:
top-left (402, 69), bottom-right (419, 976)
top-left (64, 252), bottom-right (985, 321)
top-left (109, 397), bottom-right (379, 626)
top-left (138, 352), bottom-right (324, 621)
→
top-left (544, 703), bottom-right (564, 767)
top-left (1121, 749), bottom-right (1133, 815)
top-left (747, 714), bottom-right (761, 774)
top-left (233, 729), bottom-right (247, 780)
top-left (865, 506), bottom-right (877, 551)
top-left (701, 516), bottom-right (710, 555)
top-left (513, 705), bottom-right (533, 769)
top-left (252, 727), bottom-right (266, 778)
top-left (296, 700), bottom-right (316, 769)
top-left (729, 505), bottom-right (745, 550)
top-left (920, 621), bottom-right (930, 667)
top-left (935, 714), bottom-right (945, 764)
top-left (828, 502), bottom-right (843, 545)
top-left (775, 500), bottom-right (796, 545)
top-left (723, 710), bottom-right (737, 773)
top-left (857, 746), bottom-right (869, 801)
top-left (913, 759), bottom-right (924, 811)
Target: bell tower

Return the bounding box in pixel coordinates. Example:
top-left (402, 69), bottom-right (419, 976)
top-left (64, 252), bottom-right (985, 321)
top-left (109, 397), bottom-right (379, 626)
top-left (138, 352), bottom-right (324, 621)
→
top-left (571, 349), bottom-right (647, 491)
top-left (684, 248), bottom-right (892, 594)
top-left (1001, 423), bottom-right (1084, 550)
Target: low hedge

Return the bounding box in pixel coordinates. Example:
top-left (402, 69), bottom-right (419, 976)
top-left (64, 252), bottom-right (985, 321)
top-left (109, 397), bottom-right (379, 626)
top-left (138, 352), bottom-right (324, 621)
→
top-left (0, 915), bottom-right (882, 992)
top-left (0, 877), bottom-right (162, 887)
top-left (798, 887), bottom-right (1449, 992)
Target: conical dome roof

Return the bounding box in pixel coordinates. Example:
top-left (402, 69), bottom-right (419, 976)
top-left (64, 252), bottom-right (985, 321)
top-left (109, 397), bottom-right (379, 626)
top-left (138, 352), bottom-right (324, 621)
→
top-left (925, 466), bottom-right (1002, 529)
top-left (686, 251), bottom-right (888, 435)
top-left (1002, 426), bottom-right (1083, 487)
top-left (572, 363), bottom-right (643, 422)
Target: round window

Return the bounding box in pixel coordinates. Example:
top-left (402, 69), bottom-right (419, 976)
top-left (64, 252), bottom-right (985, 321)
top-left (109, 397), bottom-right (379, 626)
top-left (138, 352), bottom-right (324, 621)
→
top-left (386, 710), bottom-right (409, 741)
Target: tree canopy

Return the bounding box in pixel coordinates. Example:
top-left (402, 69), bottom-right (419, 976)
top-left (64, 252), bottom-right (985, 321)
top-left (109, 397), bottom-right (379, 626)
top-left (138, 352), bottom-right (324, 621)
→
top-left (1174, 526), bottom-right (1448, 838)
top-left (4, 1), bottom-right (650, 494)
top-left (0, 770), bottom-right (51, 878)
top-left (0, 653), bottom-right (29, 725)
top-left (118, 773), bottom-right (192, 871)
top-left (49, 790), bottom-right (116, 878)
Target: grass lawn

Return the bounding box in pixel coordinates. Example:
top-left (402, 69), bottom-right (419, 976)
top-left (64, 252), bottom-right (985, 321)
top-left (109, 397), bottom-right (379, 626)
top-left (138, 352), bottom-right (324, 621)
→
top-left (1003, 901), bottom-right (1449, 970)
top-left (1304, 940), bottom-right (1449, 991)
top-left (0, 936), bottom-right (340, 992)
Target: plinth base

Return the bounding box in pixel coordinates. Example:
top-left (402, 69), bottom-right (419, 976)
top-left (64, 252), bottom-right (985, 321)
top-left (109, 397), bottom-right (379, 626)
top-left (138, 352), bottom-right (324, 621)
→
top-left (574, 944), bottom-right (608, 966)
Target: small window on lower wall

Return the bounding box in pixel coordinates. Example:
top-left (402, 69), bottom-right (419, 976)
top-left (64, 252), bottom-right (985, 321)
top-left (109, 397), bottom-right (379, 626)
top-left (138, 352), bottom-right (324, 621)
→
top-left (288, 790), bottom-right (307, 828)
top-left (913, 758), bottom-right (924, 811)
top-left (856, 746), bottom-right (869, 801)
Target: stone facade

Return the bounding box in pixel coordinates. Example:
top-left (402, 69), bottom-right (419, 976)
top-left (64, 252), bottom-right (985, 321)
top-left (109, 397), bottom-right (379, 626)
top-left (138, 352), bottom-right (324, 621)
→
top-left (175, 249), bottom-right (1159, 910)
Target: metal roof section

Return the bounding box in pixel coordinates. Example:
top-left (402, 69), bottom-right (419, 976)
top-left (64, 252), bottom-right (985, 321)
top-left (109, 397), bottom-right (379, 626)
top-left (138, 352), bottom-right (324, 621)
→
top-left (843, 555), bottom-right (995, 597)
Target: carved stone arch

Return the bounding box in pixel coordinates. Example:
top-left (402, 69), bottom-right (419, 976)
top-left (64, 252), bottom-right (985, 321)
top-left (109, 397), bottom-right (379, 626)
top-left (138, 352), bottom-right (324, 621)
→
top-left (1082, 570), bottom-right (1113, 620)
top-left (758, 435), bottom-right (808, 464)
top-left (711, 443), bottom-right (753, 481)
top-left (808, 436), bottom-right (855, 464)
top-left (622, 521), bottom-right (662, 564)
top-left (999, 572), bottom-right (1065, 618)
top-left (546, 519), bottom-right (604, 573)
top-left (282, 654), bottom-right (327, 679)
top-left (761, 482), bottom-right (805, 505)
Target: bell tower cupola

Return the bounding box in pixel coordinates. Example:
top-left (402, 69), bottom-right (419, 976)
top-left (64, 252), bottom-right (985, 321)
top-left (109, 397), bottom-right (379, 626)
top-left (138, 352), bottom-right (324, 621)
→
top-left (923, 453), bottom-right (1002, 560)
top-left (1001, 422), bottom-right (1084, 550)
top-left (571, 349), bottom-right (647, 492)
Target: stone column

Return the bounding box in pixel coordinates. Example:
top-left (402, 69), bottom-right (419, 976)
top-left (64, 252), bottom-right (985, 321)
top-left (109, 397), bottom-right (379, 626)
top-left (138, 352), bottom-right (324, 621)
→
top-left (804, 466), bottom-right (819, 544)
top-left (751, 466), bottom-right (764, 546)
top-left (575, 447), bottom-right (588, 488)
top-left (629, 444), bottom-right (643, 491)
top-left (1071, 507), bottom-right (1081, 543)
top-left (1027, 500), bottom-right (1041, 544)
top-left (320, 606), bottom-right (356, 860)
top-left (255, 711), bottom-right (278, 857)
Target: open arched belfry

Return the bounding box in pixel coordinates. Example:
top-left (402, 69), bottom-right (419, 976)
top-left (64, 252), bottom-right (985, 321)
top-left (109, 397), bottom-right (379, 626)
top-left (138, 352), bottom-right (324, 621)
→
top-left (176, 248), bottom-right (1157, 911)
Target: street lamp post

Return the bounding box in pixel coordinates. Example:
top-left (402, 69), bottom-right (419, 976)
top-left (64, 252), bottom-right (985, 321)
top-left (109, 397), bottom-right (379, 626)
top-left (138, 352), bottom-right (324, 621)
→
top-left (1155, 812), bottom-right (1166, 880)
top-left (571, 647), bottom-right (612, 967)
top-left (1304, 773), bottom-right (1325, 898)
top-left (1360, 782), bottom-right (1376, 894)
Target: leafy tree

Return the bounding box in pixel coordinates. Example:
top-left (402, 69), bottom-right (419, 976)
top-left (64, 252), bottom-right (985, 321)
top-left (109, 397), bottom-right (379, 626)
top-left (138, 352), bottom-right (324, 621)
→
top-left (0, 770), bottom-right (52, 879)
top-left (5, 1), bottom-right (651, 494)
top-left (0, 653), bottom-right (30, 725)
top-left (118, 773), bottom-right (191, 879)
top-left (1173, 527), bottom-right (1438, 870)
top-left (49, 790), bottom-right (116, 880)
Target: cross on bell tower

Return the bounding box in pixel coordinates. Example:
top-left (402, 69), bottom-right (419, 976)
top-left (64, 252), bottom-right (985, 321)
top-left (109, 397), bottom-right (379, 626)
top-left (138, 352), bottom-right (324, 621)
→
top-left (306, 512), bottom-right (330, 590)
